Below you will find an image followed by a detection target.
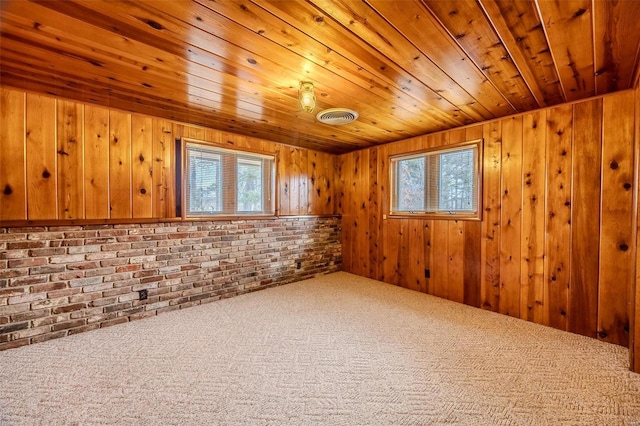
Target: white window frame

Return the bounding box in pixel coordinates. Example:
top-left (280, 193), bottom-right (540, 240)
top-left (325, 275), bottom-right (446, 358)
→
top-left (389, 139), bottom-right (483, 221)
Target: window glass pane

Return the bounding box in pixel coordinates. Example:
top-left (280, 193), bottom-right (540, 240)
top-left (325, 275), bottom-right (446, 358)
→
top-left (438, 149), bottom-right (476, 212)
top-left (188, 151), bottom-right (221, 214)
top-left (237, 158), bottom-right (263, 212)
top-left (397, 157), bottom-right (425, 211)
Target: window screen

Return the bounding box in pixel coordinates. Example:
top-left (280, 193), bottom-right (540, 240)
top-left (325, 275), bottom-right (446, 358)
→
top-left (185, 141), bottom-right (275, 217)
top-left (390, 140), bottom-right (481, 219)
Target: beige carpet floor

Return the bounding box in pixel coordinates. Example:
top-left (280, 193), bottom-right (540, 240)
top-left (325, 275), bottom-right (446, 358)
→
top-left (1, 272), bottom-right (639, 425)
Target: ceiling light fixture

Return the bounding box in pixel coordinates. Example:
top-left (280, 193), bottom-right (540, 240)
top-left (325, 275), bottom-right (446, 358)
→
top-left (299, 81), bottom-right (316, 113)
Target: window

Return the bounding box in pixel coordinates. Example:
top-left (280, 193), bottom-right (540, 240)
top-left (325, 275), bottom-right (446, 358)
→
top-left (184, 139), bottom-right (275, 217)
top-left (390, 139), bottom-right (482, 219)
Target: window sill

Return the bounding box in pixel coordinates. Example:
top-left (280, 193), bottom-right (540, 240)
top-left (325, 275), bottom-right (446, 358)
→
top-left (386, 213), bottom-right (481, 221)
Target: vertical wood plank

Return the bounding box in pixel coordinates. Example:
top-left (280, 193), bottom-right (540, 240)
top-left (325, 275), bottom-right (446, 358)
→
top-left (131, 115), bottom-right (153, 218)
top-left (56, 100), bottom-right (84, 219)
top-left (481, 121), bottom-right (502, 312)
top-left (570, 98), bottom-right (602, 339)
top-left (465, 125), bottom-right (484, 141)
top-left (463, 125), bottom-right (483, 307)
top-left (521, 111), bottom-right (547, 323)
top-left (298, 148), bottom-right (308, 215)
top-left (84, 105), bottom-right (110, 219)
top-left (447, 128), bottom-right (467, 303)
top-left (406, 219), bottom-right (426, 292)
top-left (598, 91), bottom-right (634, 346)
top-left (463, 221), bottom-right (481, 307)
top-left (499, 116), bottom-right (523, 318)
top-left (307, 151), bottom-right (319, 214)
top-left (544, 104), bottom-right (573, 330)
top-left (424, 220), bottom-right (433, 295)
top-left (412, 219), bottom-right (427, 293)
top-left (379, 145), bottom-right (390, 282)
top-left (353, 149), bottom-right (369, 276)
top-left (324, 152), bottom-right (336, 215)
top-left (340, 153), bottom-right (354, 272)
top-left (632, 85), bottom-right (640, 373)
top-left (382, 218), bottom-right (402, 286)
top-left (278, 146), bottom-right (291, 216)
top-left (431, 220), bottom-right (449, 299)
top-left (0, 88), bottom-right (26, 220)
top-left (26, 93), bottom-right (57, 220)
top-left (109, 110), bottom-right (132, 218)
top-left (447, 220), bottom-right (465, 303)
top-left (152, 119), bottom-right (174, 218)
top-left (289, 147), bottom-right (301, 215)
top-left (368, 147), bottom-right (381, 279)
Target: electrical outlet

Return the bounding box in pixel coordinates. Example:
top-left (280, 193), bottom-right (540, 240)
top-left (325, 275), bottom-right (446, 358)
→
top-left (138, 289), bottom-right (148, 300)
top-left (296, 261), bottom-right (302, 269)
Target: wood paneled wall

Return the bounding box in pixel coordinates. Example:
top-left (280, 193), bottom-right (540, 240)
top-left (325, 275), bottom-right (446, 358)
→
top-left (0, 88), bottom-right (335, 222)
top-left (633, 83), bottom-right (640, 373)
top-left (338, 90), bottom-right (637, 348)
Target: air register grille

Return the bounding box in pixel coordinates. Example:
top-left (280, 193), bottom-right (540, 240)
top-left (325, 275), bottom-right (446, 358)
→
top-left (316, 108), bottom-right (359, 125)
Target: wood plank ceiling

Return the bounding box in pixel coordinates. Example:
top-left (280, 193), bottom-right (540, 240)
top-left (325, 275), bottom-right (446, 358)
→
top-left (1, 0), bottom-right (639, 154)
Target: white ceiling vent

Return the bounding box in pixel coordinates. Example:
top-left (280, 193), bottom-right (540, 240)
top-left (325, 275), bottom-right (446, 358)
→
top-left (316, 108), bottom-right (359, 125)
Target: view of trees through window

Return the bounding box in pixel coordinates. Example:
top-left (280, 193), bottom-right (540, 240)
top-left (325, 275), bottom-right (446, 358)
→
top-left (397, 157), bottom-right (425, 211)
top-left (391, 143), bottom-right (479, 217)
top-left (438, 149), bottom-right (475, 211)
top-left (188, 155), bottom-right (221, 213)
top-left (237, 158), bottom-right (263, 212)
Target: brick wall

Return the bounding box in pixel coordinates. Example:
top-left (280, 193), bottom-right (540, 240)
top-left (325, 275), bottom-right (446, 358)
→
top-left (0, 217), bottom-right (341, 350)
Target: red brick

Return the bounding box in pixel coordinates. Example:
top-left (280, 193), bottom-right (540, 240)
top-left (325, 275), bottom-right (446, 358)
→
top-left (66, 261), bottom-right (99, 270)
top-left (97, 229), bottom-right (127, 237)
top-left (87, 312), bottom-right (117, 324)
top-left (90, 296), bottom-right (118, 307)
top-left (103, 287), bottom-right (130, 298)
top-left (11, 325), bottom-right (51, 340)
top-left (0, 288), bottom-right (26, 298)
top-left (99, 258), bottom-right (130, 267)
top-left (67, 323), bottom-right (101, 335)
top-left (29, 265), bottom-right (65, 275)
top-left (29, 247), bottom-right (66, 257)
top-left (70, 307), bottom-right (103, 319)
top-left (0, 339), bottom-right (30, 350)
top-left (48, 288), bottom-right (82, 298)
top-left (51, 319), bottom-right (86, 332)
top-left (31, 297), bottom-right (69, 309)
top-left (103, 302), bottom-right (132, 313)
top-left (7, 241), bottom-right (46, 250)
top-left (32, 331), bottom-right (67, 343)
top-left (52, 303), bottom-right (88, 314)
top-left (30, 282), bottom-right (68, 293)
top-left (0, 303), bottom-right (30, 316)
top-left (0, 321), bottom-right (29, 334)
top-left (8, 258), bottom-right (47, 268)
top-left (11, 308), bottom-right (51, 322)
top-left (99, 317), bottom-right (129, 328)
top-left (32, 314), bottom-right (69, 327)
top-left (116, 265), bottom-right (142, 273)
top-left (8, 293), bottom-right (46, 305)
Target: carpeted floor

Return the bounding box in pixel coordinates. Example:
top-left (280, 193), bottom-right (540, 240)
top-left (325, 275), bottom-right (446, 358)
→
top-left (1, 272), bottom-right (639, 425)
